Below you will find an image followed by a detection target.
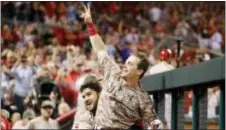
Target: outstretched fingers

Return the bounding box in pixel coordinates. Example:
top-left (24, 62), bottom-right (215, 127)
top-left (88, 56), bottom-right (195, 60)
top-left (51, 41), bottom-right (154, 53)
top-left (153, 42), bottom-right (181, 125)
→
top-left (82, 4), bottom-right (88, 11)
top-left (87, 4), bottom-right (91, 13)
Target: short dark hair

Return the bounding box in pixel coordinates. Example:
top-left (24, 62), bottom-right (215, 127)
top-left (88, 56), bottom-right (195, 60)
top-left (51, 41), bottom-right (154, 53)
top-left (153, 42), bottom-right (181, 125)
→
top-left (80, 82), bottom-right (102, 93)
top-left (134, 52), bottom-right (150, 79)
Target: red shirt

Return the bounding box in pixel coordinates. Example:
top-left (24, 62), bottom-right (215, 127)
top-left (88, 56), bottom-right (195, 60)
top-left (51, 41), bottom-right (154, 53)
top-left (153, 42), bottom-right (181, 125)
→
top-left (11, 31), bottom-right (21, 43)
top-left (59, 85), bottom-right (78, 106)
top-left (51, 26), bottom-right (66, 46)
top-left (44, 2), bottom-right (56, 18)
top-left (74, 31), bottom-right (85, 48)
top-left (58, 75), bottom-right (79, 106)
top-left (1, 114), bottom-right (12, 130)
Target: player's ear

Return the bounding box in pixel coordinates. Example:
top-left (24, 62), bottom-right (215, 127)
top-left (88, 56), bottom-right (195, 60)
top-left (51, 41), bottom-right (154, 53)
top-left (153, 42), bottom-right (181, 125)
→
top-left (137, 69), bottom-right (143, 76)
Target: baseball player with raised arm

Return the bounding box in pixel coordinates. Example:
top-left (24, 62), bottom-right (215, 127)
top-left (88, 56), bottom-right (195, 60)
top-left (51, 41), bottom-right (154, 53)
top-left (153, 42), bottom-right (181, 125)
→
top-left (80, 5), bottom-right (163, 129)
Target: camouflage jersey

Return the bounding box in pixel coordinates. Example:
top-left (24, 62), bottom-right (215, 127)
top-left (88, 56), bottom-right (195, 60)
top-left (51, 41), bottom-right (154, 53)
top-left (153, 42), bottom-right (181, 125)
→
top-left (94, 52), bottom-right (158, 129)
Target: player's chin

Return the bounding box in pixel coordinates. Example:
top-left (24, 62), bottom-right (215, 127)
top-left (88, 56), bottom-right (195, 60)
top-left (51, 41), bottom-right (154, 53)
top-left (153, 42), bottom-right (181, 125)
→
top-left (86, 104), bottom-right (93, 111)
top-left (120, 72), bottom-right (127, 77)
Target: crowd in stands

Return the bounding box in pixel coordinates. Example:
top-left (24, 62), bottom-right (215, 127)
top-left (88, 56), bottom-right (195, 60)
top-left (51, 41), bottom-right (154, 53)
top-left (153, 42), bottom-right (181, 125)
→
top-left (1, 1), bottom-right (224, 129)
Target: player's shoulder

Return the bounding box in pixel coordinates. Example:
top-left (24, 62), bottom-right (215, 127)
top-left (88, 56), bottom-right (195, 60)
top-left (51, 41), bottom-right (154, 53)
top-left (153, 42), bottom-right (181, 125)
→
top-left (80, 111), bottom-right (92, 119)
top-left (74, 110), bottom-right (93, 124)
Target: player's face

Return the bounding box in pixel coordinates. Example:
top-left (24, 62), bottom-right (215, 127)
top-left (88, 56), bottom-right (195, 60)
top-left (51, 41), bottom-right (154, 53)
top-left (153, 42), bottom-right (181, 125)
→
top-left (121, 55), bottom-right (142, 78)
top-left (82, 88), bottom-right (99, 111)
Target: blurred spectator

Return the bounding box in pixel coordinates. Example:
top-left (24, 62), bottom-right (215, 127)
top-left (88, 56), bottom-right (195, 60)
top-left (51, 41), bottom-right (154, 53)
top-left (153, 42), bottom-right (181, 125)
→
top-left (1, 24), bottom-right (13, 43)
top-left (1, 113), bottom-right (12, 130)
top-left (1, 88), bottom-right (19, 119)
top-left (27, 100), bottom-right (59, 129)
top-left (149, 4), bottom-right (162, 27)
top-left (11, 112), bottom-right (21, 126)
top-left (125, 27), bottom-right (139, 44)
top-left (55, 69), bottom-right (78, 107)
top-left (208, 87), bottom-right (220, 119)
top-left (28, 2), bottom-right (45, 22)
top-left (149, 49), bottom-right (175, 75)
top-left (12, 109), bottom-right (36, 129)
top-left (49, 86), bottom-right (62, 119)
top-left (208, 24), bottom-right (222, 53)
top-left (3, 55), bottom-right (35, 114)
top-left (1, 2), bottom-right (16, 19)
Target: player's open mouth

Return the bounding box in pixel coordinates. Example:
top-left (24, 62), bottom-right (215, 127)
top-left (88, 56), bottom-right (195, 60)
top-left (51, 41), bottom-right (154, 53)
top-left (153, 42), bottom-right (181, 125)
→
top-left (122, 68), bottom-right (128, 73)
top-left (86, 101), bottom-right (92, 106)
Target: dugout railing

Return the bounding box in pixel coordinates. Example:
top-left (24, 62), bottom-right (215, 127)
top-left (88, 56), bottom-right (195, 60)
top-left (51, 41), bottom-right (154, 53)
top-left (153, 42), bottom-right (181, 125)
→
top-left (141, 56), bottom-right (225, 130)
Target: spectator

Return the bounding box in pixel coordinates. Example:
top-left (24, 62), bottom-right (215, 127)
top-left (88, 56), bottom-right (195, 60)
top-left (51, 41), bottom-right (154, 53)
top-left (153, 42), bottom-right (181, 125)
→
top-left (12, 109), bottom-right (36, 129)
top-left (209, 24), bottom-right (222, 53)
top-left (1, 88), bottom-right (19, 118)
top-left (55, 69), bottom-right (78, 107)
top-left (149, 4), bottom-right (162, 27)
top-left (125, 27), bottom-right (139, 44)
top-left (1, 113), bottom-right (12, 130)
top-left (149, 49), bottom-right (175, 75)
top-left (3, 55), bottom-right (35, 114)
top-left (27, 100), bottom-right (59, 129)
top-left (49, 86), bottom-right (62, 119)
top-left (11, 112), bottom-right (21, 126)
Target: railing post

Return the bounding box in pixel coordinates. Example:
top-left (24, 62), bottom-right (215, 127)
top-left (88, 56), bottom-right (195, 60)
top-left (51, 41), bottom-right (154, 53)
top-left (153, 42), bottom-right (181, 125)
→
top-left (192, 88), bottom-right (199, 130)
top-left (153, 92), bottom-right (158, 111)
top-left (171, 88), bottom-right (184, 130)
top-left (153, 92), bottom-right (165, 121)
top-left (199, 87), bottom-right (207, 129)
top-left (177, 88), bottom-right (185, 129)
top-left (171, 90), bottom-right (177, 130)
top-left (219, 82), bottom-right (225, 130)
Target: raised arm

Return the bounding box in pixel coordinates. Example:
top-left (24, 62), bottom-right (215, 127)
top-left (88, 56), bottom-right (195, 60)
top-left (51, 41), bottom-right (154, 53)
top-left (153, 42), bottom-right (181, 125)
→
top-left (80, 5), bottom-right (120, 83)
top-left (81, 5), bottom-right (106, 53)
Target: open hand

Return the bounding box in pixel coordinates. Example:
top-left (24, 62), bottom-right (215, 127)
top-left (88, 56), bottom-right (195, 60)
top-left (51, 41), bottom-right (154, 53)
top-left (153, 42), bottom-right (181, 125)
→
top-left (80, 4), bottom-right (92, 24)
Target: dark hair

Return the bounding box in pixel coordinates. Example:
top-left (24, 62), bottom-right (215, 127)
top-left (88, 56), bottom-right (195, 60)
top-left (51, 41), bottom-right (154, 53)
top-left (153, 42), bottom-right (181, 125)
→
top-left (134, 52), bottom-right (150, 79)
top-left (80, 82), bottom-right (102, 93)
top-left (21, 55), bottom-right (27, 63)
top-left (52, 86), bottom-right (61, 101)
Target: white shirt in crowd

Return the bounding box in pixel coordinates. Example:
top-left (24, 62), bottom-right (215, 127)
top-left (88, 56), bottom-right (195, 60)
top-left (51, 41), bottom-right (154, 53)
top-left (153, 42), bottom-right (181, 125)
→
top-left (210, 32), bottom-right (222, 52)
top-left (198, 31), bottom-right (222, 52)
top-left (27, 116), bottom-right (59, 129)
top-left (11, 65), bottom-right (34, 97)
top-left (12, 120), bottom-right (29, 129)
top-left (125, 33), bottom-right (139, 44)
top-left (149, 6), bottom-right (162, 22)
top-left (149, 61), bottom-right (175, 75)
top-left (208, 89), bottom-right (220, 119)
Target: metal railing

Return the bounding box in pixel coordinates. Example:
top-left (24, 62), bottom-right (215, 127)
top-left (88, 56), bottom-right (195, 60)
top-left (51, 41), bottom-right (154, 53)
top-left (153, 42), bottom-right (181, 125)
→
top-left (141, 57), bottom-right (225, 129)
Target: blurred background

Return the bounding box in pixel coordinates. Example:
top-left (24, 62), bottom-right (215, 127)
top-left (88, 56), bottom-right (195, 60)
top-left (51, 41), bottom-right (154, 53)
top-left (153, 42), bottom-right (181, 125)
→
top-left (1, 1), bottom-right (225, 129)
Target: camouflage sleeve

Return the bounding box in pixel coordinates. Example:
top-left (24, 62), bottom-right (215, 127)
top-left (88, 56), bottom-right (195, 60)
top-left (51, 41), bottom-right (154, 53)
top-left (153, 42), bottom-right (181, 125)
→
top-left (139, 92), bottom-right (158, 126)
top-left (72, 112), bottom-right (94, 129)
top-left (97, 51), bottom-right (121, 83)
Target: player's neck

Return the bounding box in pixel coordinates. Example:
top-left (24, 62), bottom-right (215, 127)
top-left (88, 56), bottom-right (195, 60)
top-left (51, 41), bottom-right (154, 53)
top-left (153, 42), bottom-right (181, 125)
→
top-left (125, 77), bottom-right (139, 87)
